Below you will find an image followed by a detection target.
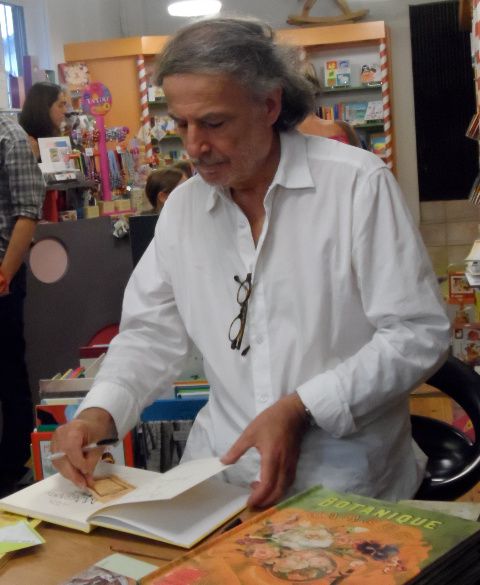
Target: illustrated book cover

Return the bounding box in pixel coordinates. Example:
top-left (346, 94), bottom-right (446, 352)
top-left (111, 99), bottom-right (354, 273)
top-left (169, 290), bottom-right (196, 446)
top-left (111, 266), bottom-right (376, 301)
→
top-left (59, 552), bottom-right (158, 585)
top-left (0, 458), bottom-right (248, 549)
top-left (141, 485), bottom-right (480, 584)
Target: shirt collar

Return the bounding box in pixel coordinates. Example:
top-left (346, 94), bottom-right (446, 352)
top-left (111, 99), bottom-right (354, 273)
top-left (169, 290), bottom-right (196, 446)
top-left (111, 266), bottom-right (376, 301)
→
top-left (204, 130), bottom-right (314, 213)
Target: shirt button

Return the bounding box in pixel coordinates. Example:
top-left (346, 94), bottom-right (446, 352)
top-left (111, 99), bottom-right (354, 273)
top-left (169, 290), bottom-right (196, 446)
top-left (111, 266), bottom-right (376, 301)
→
top-left (256, 336), bottom-right (264, 344)
top-left (259, 394), bottom-right (268, 403)
top-left (239, 219), bottom-right (247, 228)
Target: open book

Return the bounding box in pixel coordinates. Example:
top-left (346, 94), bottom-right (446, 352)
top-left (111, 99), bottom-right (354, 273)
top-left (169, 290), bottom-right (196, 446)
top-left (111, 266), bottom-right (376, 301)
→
top-left (0, 458), bottom-right (248, 549)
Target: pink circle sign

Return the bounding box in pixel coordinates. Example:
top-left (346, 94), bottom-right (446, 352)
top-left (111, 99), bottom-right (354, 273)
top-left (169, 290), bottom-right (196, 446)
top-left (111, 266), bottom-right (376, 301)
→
top-left (81, 82), bottom-right (112, 116)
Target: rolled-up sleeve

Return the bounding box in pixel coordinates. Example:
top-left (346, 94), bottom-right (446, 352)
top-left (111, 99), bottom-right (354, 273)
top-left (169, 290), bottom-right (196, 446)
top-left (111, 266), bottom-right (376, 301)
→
top-left (297, 167), bottom-right (450, 437)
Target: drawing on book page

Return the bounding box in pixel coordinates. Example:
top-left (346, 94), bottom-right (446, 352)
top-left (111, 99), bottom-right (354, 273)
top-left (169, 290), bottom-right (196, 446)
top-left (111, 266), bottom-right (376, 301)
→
top-left (88, 475), bottom-right (135, 503)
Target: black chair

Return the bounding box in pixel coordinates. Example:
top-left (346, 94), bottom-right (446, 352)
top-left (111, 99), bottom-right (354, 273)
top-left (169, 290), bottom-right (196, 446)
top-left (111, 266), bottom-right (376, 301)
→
top-left (411, 355), bottom-right (480, 500)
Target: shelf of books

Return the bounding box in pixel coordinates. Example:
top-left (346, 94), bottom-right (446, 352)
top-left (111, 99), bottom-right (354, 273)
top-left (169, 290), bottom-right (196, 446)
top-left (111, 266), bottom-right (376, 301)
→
top-left (306, 37), bottom-right (393, 167)
top-left (64, 22), bottom-right (393, 169)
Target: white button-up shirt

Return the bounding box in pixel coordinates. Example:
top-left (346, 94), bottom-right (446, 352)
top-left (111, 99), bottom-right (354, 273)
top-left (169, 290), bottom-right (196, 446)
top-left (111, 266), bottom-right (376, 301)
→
top-left (78, 131), bottom-right (450, 501)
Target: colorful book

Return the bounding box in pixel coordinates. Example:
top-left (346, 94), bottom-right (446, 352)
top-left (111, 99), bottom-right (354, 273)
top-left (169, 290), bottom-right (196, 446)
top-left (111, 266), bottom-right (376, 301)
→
top-left (345, 101), bottom-right (369, 125)
top-left (0, 458), bottom-right (248, 549)
top-left (140, 485), bottom-right (480, 584)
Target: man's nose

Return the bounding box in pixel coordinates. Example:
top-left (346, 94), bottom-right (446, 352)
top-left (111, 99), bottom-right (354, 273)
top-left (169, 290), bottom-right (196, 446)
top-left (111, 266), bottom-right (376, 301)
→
top-left (184, 126), bottom-right (209, 158)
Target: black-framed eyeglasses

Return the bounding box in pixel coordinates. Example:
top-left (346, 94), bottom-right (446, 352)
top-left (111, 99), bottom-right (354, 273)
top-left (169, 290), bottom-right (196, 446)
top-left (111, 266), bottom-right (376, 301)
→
top-left (228, 273), bottom-right (252, 356)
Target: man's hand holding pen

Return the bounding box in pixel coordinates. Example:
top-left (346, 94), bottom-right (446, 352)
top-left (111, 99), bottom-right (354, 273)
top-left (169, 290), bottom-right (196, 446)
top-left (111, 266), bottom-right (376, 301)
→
top-left (51, 407), bottom-right (118, 489)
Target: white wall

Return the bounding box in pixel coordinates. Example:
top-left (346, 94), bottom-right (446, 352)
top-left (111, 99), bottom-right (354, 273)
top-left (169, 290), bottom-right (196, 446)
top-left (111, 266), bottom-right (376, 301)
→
top-left (18, 0), bottom-right (461, 221)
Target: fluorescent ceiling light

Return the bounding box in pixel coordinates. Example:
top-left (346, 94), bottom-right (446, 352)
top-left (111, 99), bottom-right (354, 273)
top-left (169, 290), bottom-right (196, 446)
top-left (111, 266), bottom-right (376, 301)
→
top-left (167, 1), bottom-right (222, 17)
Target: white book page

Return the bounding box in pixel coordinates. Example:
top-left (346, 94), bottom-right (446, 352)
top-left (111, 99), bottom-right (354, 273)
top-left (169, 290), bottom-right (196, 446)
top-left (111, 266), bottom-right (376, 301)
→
top-left (91, 477), bottom-right (249, 548)
top-left (99, 457), bottom-right (229, 507)
top-left (0, 474), bottom-right (106, 530)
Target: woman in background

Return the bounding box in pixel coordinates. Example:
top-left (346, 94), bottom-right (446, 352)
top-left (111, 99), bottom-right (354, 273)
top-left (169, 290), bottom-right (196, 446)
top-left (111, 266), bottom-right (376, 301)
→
top-left (19, 81), bottom-right (68, 160)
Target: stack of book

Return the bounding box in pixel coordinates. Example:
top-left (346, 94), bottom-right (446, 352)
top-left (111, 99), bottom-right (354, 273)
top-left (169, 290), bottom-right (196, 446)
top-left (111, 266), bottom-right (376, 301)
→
top-left (140, 486), bottom-right (480, 585)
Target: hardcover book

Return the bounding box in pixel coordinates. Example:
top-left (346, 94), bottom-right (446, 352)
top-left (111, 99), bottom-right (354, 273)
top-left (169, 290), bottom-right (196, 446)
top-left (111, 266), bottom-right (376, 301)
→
top-left (141, 485), bottom-right (480, 584)
top-left (0, 458), bottom-right (248, 549)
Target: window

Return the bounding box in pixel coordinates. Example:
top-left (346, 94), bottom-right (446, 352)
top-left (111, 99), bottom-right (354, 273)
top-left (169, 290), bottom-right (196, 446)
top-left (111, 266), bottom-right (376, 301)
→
top-left (0, 2), bottom-right (27, 78)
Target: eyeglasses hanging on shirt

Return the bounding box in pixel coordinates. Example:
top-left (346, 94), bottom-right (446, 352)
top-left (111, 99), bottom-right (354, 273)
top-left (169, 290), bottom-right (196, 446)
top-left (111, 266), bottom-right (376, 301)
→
top-left (228, 273), bottom-right (252, 356)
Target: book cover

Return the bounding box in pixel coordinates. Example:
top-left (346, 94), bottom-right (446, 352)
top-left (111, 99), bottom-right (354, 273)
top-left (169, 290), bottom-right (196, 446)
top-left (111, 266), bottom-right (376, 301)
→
top-left (360, 63), bottom-right (382, 86)
top-left (0, 458), bottom-right (248, 549)
top-left (345, 102), bottom-right (368, 125)
top-left (59, 552), bottom-right (158, 585)
top-left (335, 59), bottom-right (351, 87)
top-left (141, 486), bottom-right (480, 584)
top-left (324, 60), bottom-right (337, 88)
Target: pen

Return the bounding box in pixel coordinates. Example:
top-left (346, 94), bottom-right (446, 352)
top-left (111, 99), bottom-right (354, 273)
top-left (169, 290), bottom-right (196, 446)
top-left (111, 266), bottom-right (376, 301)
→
top-left (221, 517), bottom-right (243, 533)
top-left (47, 437), bottom-right (119, 461)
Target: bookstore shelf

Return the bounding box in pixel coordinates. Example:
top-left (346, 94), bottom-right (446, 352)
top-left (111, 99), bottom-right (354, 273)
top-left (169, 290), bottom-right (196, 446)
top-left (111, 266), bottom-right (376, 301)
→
top-left (64, 21), bottom-right (394, 170)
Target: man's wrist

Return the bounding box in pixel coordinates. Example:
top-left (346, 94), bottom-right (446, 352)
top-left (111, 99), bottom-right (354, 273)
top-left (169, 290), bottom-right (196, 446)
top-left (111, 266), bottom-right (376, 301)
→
top-left (293, 392), bottom-right (316, 427)
top-left (303, 405), bottom-right (315, 426)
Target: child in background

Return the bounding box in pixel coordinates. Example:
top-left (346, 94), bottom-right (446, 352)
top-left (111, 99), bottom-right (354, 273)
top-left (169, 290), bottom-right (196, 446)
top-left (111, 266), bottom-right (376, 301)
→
top-left (145, 167), bottom-right (186, 213)
top-left (174, 159), bottom-right (195, 178)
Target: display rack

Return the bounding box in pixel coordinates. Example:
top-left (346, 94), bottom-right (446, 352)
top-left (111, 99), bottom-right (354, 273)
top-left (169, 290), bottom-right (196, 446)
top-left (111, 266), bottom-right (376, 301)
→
top-left (64, 21), bottom-right (395, 170)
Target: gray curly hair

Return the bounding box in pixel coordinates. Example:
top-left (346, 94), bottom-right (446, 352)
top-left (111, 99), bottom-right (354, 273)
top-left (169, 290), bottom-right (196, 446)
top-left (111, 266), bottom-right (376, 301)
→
top-left (155, 17), bottom-right (315, 131)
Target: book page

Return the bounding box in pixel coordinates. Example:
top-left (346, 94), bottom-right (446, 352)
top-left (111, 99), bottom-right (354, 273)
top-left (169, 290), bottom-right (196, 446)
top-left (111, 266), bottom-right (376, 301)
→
top-left (0, 474), bottom-right (107, 531)
top-left (92, 477), bottom-right (249, 548)
top-left (98, 457), bottom-right (229, 506)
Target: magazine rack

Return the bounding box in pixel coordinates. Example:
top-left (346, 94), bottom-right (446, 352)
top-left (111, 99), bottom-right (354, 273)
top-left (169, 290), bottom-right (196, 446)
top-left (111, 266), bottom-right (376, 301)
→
top-left (412, 355), bottom-right (480, 500)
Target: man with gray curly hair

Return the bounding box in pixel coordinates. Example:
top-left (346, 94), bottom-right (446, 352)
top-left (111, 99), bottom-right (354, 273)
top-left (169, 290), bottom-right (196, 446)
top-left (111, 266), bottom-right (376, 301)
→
top-left (52, 17), bottom-right (449, 509)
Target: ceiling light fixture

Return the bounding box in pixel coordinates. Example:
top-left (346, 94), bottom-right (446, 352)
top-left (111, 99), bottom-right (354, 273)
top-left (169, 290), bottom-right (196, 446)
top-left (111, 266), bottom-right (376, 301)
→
top-left (167, 0), bottom-right (222, 17)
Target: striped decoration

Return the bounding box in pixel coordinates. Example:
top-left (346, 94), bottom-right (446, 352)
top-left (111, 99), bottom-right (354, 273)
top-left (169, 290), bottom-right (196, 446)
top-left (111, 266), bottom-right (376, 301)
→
top-left (379, 38), bottom-right (393, 170)
top-left (136, 54), bottom-right (153, 163)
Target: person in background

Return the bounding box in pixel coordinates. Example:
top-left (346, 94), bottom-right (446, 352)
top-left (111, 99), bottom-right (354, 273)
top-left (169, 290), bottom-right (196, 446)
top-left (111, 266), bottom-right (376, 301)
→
top-left (51, 17), bottom-right (449, 509)
top-left (0, 115), bottom-right (45, 497)
top-left (18, 81), bottom-right (68, 161)
top-left (174, 158), bottom-right (195, 179)
top-left (145, 167), bottom-right (187, 213)
top-left (297, 60), bottom-right (361, 146)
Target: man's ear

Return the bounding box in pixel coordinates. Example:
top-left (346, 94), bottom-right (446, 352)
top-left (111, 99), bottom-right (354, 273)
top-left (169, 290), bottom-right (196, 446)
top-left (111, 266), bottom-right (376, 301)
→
top-left (265, 86), bottom-right (282, 127)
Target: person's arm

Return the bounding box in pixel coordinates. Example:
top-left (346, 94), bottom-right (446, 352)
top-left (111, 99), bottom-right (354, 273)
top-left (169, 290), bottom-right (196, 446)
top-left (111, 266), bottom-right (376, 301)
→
top-left (0, 123), bottom-right (45, 295)
top-left (53, 211), bottom-right (191, 484)
top-left (0, 216), bottom-right (37, 291)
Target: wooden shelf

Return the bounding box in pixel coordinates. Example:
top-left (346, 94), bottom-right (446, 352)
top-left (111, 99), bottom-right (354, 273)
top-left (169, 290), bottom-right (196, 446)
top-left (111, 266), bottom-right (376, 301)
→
top-left (323, 84), bottom-right (382, 94)
top-left (353, 122), bottom-right (384, 129)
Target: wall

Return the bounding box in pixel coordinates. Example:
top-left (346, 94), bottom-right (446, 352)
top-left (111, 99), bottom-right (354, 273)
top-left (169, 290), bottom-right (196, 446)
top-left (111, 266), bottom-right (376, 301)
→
top-left (19, 0), bottom-right (122, 71)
